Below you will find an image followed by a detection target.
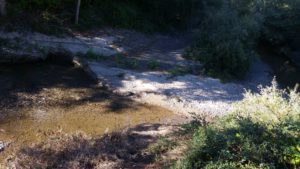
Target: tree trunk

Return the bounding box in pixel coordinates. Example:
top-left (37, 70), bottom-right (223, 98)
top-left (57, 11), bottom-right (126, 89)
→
top-left (75, 0), bottom-right (81, 24)
top-left (0, 0), bottom-right (6, 16)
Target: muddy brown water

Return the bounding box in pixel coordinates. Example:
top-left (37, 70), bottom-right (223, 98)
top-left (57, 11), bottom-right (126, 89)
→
top-left (0, 59), bottom-right (174, 162)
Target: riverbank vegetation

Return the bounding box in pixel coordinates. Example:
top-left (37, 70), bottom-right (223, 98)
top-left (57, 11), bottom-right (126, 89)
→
top-left (173, 81), bottom-right (300, 169)
top-left (185, 0), bottom-right (300, 79)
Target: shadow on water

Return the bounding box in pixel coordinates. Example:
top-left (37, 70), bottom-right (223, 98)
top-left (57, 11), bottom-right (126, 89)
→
top-left (258, 42), bottom-right (300, 90)
top-left (0, 56), bottom-right (139, 110)
top-left (14, 123), bottom-right (166, 169)
top-left (0, 58), bottom-right (97, 106)
top-left (0, 58), bottom-right (174, 162)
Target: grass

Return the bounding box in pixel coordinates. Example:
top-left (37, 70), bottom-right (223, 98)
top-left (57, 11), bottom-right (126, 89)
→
top-left (113, 54), bottom-right (139, 69)
top-left (85, 50), bottom-right (107, 61)
top-left (149, 137), bottom-right (178, 156)
top-left (147, 60), bottom-right (160, 70)
top-left (123, 59), bottom-right (139, 69)
top-left (168, 66), bottom-right (192, 77)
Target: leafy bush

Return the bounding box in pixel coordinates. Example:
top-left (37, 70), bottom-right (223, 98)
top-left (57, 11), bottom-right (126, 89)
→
top-left (261, 0), bottom-right (300, 49)
top-left (149, 137), bottom-right (178, 155)
top-left (147, 60), bottom-right (160, 70)
top-left (185, 0), bottom-right (262, 79)
top-left (174, 80), bottom-right (300, 169)
top-left (186, 0), bottom-right (300, 79)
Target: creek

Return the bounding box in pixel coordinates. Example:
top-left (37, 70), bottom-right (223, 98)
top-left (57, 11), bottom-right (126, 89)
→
top-left (0, 58), bottom-right (174, 161)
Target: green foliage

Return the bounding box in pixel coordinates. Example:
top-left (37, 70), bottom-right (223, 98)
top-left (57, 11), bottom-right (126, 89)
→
top-left (85, 50), bottom-right (106, 61)
top-left (4, 0), bottom-right (199, 33)
top-left (203, 162), bottom-right (258, 169)
top-left (113, 54), bottom-right (139, 69)
top-left (168, 66), bottom-right (191, 77)
top-left (186, 0), bottom-right (300, 79)
top-left (1, 0), bottom-right (74, 34)
top-left (185, 0), bottom-right (262, 79)
top-left (173, 81), bottom-right (300, 169)
top-left (8, 0), bottom-right (71, 10)
top-left (149, 137), bottom-right (178, 155)
top-left (123, 59), bottom-right (139, 69)
top-left (147, 60), bottom-right (160, 70)
top-left (261, 0), bottom-right (300, 50)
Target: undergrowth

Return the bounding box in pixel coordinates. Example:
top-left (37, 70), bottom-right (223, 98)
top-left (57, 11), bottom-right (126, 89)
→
top-left (148, 137), bottom-right (178, 159)
top-left (185, 0), bottom-right (300, 80)
top-left (174, 80), bottom-right (300, 169)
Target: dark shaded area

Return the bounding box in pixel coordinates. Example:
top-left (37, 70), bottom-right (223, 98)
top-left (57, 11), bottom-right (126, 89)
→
top-left (1, 0), bottom-right (199, 34)
top-left (0, 59), bottom-right (90, 92)
top-left (14, 123), bottom-right (165, 169)
top-left (258, 41), bottom-right (300, 89)
top-left (0, 58), bottom-right (136, 113)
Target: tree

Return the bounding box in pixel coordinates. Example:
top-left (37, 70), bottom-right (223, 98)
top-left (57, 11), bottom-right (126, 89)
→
top-left (75, 0), bottom-right (81, 24)
top-left (0, 0), bottom-right (5, 16)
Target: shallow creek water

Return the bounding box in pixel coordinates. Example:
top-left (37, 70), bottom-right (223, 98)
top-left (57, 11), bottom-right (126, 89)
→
top-left (0, 59), bottom-right (174, 161)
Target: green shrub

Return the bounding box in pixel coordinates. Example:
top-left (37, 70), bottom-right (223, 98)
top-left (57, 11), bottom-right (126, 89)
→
top-left (168, 66), bottom-right (192, 77)
top-left (174, 80), bottom-right (300, 169)
top-left (186, 0), bottom-right (300, 79)
top-left (85, 50), bottom-right (106, 60)
top-left (261, 0), bottom-right (300, 47)
top-left (149, 137), bottom-right (178, 155)
top-left (203, 162), bottom-right (258, 169)
top-left (185, 0), bottom-right (262, 79)
top-left (123, 59), bottom-right (139, 69)
top-left (147, 60), bottom-right (160, 70)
